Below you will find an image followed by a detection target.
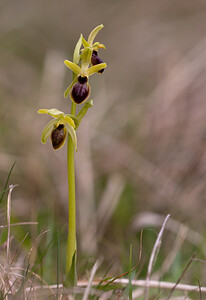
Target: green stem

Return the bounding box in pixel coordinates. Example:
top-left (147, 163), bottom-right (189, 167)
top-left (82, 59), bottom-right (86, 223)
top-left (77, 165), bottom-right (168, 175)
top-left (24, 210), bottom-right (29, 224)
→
top-left (66, 101), bottom-right (76, 274)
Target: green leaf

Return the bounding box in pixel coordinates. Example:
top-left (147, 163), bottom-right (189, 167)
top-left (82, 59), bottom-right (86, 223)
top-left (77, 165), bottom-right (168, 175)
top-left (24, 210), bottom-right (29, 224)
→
top-left (64, 77), bottom-right (78, 98)
top-left (88, 24), bottom-right (104, 45)
top-left (73, 34), bottom-right (82, 65)
top-left (64, 121), bottom-right (77, 151)
top-left (64, 60), bottom-right (81, 75)
top-left (41, 119), bottom-right (56, 144)
top-left (64, 251), bottom-right (77, 287)
top-left (86, 63), bottom-right (107, 76)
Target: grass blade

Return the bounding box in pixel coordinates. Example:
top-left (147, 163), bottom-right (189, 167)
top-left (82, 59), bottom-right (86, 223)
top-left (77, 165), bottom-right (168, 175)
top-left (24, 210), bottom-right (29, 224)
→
top-left (0, 162), bottom-right (16, 204)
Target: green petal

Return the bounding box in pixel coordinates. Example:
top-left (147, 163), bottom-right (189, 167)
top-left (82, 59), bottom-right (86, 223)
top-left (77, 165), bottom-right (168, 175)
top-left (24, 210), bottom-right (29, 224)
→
top-left (82, 37), bottom-right (90, 48)
top-left (92, 42), bottom-right (100, 48)
top-left (86, 63), bottom-right (107, 76)
top-left (38, 108), bottom-right (65, 118)
top-left (64, 60), bottom-right (81, 75)
top-left (88, 24), bottom-right (104, 45)
top-left (48, 108), bottom-right (65, 118)
top-left (64, 122), bottom-right (77, 151)
top-left (81, 48), bottom-right (92, 73)
top-left (97, 43), bottom-right (106, 49)
top-left (92, 42), bottom-right (106, 50)
top-left (64, 115), bottom-right (76, 128)
top-left (41, 119), bottom-right (57, 144)
top-left (64, 78), bottom-right (78, 98)
top-left (73, 34), bottom-right (82, 65)
top-left (38, 109), bottom-right (50, 115)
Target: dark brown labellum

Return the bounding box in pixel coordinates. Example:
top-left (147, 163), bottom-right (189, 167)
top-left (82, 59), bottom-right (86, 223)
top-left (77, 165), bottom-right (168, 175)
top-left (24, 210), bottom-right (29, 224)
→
top-left (71, 76), bottom-right (90, 104)
top-left (91, 50), bottom-right (104, 73)
top-left (51, 124), bottom-right (66, 150)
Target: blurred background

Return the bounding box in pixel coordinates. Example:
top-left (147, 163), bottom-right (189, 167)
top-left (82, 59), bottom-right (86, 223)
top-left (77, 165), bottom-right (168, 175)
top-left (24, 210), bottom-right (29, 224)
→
top-left (0, 0), bottom-right (206, 284)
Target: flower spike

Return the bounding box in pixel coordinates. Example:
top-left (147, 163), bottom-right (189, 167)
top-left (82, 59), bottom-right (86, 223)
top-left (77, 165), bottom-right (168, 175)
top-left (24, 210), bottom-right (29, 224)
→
top-left (64, 24), bottom-right (107, 102)
top-left (37, 25), bottom-right (107, 283)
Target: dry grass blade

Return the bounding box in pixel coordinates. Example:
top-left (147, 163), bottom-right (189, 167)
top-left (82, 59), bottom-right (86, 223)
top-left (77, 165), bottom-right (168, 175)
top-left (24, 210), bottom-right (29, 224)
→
top-left (132, 212), bottom-right (203, 246)
top-left (25, 279), bottom-right (206, 296)
top-left (0, 264), bottom-right (8, 297)
top-left (166, 252), bottom-right (197, 300)
top-left (10, 232), bottom-right (29, 267)
top-left (10, 266), bottom-right (56, 297)
top-left (0, 222), bottom-right (38, 230)
top-left (27, 229), bottom-right (50, 265)
top-left (153, 224), bottom-right (188, 280)
top-left (144, 214), bottom-right (170, 300)
top-left (97, 173), bottom-right (125, 237)
top-left (82, 259), bottom-right (102, 300)
top-left (193, 258), bottom-right (206, 264)
top-left (112, 279), bottom-right (206, 294)
top-left (5, 184), bottom-right (18, 271)
top-left (98, 290), bottom-right (113, 300)
top-left (159, 297), bottom-right (192, 300)
top-left (196, 276), bottom-right (202, 300)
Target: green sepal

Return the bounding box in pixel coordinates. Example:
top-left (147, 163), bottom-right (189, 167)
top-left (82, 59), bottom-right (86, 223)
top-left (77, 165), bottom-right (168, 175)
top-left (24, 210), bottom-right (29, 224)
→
top-left (41, 119), bottom-right (57, 144)
top-left (82, 36), bottom-right (90, 48)
top-left (88, 24), bottom-right (104, 45)
top-left (64, 77), bottom-right (78, 98)
top-left (64, 60), bottom-right (81, 75)
top-left (73, 34), bottom-right (82, 65)
top-left (87, 63), bottom-right (107, 76)
top-left (64, 251), bottom-right (77, 288)
top-left (64, 120), bottom-right (77, 151)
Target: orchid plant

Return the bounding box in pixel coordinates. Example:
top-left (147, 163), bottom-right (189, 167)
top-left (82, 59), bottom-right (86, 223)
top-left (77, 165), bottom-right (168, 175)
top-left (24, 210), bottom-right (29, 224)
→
top-left (38, 25), bottom-right (107, 285)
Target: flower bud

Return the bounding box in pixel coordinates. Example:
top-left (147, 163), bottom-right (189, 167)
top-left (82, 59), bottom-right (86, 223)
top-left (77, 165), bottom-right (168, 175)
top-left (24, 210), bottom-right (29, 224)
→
top-left (51, 124), bottom-right (66, 150)
top-left (71, 76), bottom-right (90, 104)
top-left (91, 50), bottom-right (104, 73)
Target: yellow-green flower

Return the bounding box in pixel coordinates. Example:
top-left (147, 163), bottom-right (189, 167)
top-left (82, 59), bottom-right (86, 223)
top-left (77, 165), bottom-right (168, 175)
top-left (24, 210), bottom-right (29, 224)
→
top-left (38, 108), bottom-right (77, 151)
